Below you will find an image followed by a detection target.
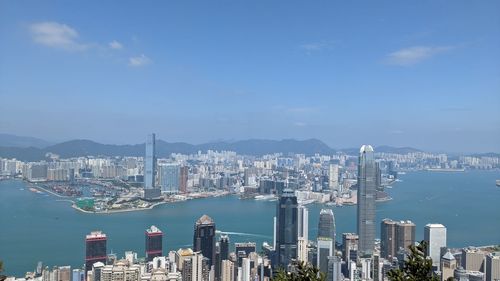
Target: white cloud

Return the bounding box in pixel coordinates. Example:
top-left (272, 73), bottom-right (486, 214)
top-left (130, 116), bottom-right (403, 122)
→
top-left (299, 43), bottom-right (326, 52)
top-left (385, 46), bottom-right (453, 66)
top-left (29, 22), bottom-right (88, 51)
top-left (129, 54), bottom-right (151, 67)
top-left (299, 42), bottom-right (334, 55)
top-left (108, 40), bottom-right (123, 50)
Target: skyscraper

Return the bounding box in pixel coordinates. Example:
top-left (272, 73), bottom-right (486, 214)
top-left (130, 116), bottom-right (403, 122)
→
top-left (381, 219), bottom-right (416, 260)
top-left (318, 209), bottom-right (336, 242)
top-left (180, 166), bottom-right (189, 193)
top-left (297, 205), bottom-right (309, 263)
top-left (144, 133), bottom-right (160, 199)
top-left (158, 163), bottom-right (180, 193)
top-left (221, 260), bottom-right (235, 281)
top-left (317, 238), bottom-right (334, 274)
top-left (219, 235), bottom-right (229, 261)
top-left (396, 220), bottom-right (416, 254)
top-left (145, 225), bottom-right (163, 262)
top-left (342, 233), bottom-right (359, 265)
top-left (486, 252), bottom-right (500, 281)
top-left (424, 224), bottom-right (447, 270)
top-left (193, 214), bottom-right (216, 267)
top-left (85, 231), bottom-right (107, 272)
top-left (275, 189), bottom-right (298, 267)
top-left (329, 164), bottom-right (339, 190)
top-left (357, 145), bottom-right (376, 258)
top-left (317, 209), bottom-right (335, 275)
top-left (380, 219), bottom-right (397, 259)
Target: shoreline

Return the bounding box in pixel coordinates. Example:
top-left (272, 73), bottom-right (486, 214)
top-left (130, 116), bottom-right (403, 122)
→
top-left (70, 201), bottom-right (168, 214)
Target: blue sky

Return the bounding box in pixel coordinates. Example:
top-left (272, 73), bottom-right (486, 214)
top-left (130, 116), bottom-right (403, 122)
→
top-left (0, 1), bottom-right (499, 152)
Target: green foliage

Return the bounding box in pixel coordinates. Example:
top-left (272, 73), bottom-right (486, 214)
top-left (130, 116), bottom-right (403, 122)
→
top-left (274, 261), bottom-right (326, 281)
top-left (387, 241), bottom-right (439, 281)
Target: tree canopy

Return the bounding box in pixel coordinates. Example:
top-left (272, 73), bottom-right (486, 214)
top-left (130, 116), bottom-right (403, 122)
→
top-left (387, 240), bottom-right (439, 281)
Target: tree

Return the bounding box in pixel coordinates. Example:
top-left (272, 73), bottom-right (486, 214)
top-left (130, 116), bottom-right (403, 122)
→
top-left (387, 240), bottom-right (439, 281)
top-left (274, 261), bottom-right (326, 281)
top-left (0, 260), bottom-right (6, 281)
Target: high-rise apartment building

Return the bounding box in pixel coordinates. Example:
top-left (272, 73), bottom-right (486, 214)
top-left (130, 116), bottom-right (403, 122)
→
top-left (85, 231), bottom-right (107, 272)
top-left (357, 145), bottom-right (376, 258)
top-left (145, 225), bottom-right (163, 262)
top-left (193, 215), bottom-right (216, 267)
top-left (275, 189), bottom-right (298, 267)
top-left (424, 224), bottom-right (447, 270)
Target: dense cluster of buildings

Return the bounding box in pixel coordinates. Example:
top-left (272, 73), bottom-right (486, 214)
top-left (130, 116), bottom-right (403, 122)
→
top-left (5, 144), bottom-right (499, 281)
top-left (2, 134), bottom-right (498, 209)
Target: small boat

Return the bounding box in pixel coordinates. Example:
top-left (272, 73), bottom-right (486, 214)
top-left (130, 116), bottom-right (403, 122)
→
top-left (496, 180), bottom-right (500, 187)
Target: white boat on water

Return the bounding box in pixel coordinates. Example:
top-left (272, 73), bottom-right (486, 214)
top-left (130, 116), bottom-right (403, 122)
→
top-left (496, 180), bottom-right (500, 187)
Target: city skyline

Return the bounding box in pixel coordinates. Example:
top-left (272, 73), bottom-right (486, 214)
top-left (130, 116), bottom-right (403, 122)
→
top-left (1, 1), bottom-right (499, 152)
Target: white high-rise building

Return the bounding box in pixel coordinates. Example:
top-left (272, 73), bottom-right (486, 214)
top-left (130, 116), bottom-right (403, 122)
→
top-left (424, 224), bottom-right (447, 270)
top-left (221, 260), bottom-right (234, 281)
top-left (329, 164), bottom-right (339, 190)
top-left (297, 205), bottom-right (309, 262)
top-left (241, 258), bottom-right (251, 281)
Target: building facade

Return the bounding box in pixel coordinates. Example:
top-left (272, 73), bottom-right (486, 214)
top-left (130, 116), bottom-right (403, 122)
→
top-left (357, 145), bottom-right (377, 258)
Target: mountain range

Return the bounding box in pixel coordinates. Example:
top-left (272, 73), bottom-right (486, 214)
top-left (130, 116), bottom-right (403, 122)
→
top-left (0, 133), bottom-right (425, 161)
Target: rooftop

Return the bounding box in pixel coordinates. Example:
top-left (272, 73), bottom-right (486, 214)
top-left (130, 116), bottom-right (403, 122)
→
top-left (196, 214), bottom-right (214, 225)
top-left (360, 145), bottom-right (374, 154)
top-left (146, 225), bottom-right (162, 234)
top-left (86, 231), bottom-right (106, 240)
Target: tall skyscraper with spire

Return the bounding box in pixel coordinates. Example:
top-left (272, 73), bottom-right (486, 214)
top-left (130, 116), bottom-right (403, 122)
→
top-left (144, 133), bottom-right (160, 199)
top-left (275, 189), bottom-right (298, 267)
top-left (357, 145), bottom-right (376, 258)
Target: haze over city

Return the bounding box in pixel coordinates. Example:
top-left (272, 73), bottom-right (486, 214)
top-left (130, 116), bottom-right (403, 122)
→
top-left (1, 1), bottom-right (499, 152)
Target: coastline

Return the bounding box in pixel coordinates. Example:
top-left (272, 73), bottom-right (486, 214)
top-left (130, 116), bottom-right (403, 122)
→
top-left (70, 201), bottom-right (168, 214)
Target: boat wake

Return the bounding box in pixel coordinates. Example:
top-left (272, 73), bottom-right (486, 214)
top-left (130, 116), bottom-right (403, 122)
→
top-left (216, 230), bottom-right (271, 239)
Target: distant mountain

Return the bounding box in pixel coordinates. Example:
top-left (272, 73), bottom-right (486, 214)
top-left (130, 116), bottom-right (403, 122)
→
top-left (0, 133), bottom-right (53, 148)
top-left (338, 145), bottom-right (422, 155)
top-left (0, 138), bottom-right (335, 161)
top-left (375, 145), bottom-right (422, 154)
top-left (198, 138), bottom-right (334, 156)
top-left (468, 152), bottom-right (500, 158)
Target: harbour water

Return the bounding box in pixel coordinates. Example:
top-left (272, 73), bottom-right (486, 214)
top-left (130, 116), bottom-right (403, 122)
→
top-left (1, 170), bottom-right (499, 276)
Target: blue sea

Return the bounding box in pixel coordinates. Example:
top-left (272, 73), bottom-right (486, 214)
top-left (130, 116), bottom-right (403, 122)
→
top-left (1, 170), bottom-right (499, 276)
